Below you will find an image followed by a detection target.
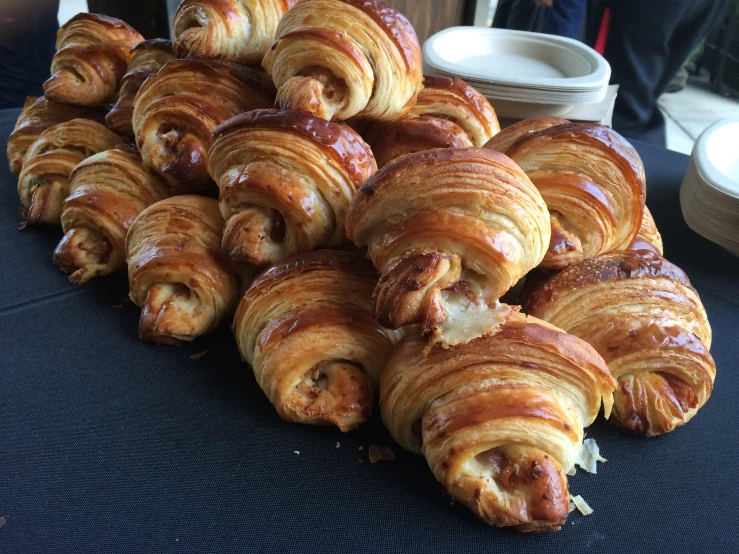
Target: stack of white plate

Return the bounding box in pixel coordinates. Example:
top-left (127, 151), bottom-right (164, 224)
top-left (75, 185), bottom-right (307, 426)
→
top-left (680, 117), bottom-right (739, 257)
top-left (423, 27), bottom-right (611, 118)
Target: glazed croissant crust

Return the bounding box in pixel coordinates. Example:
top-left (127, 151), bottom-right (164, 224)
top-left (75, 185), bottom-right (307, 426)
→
top-left (7, 96), bottom-right (106, 176)
top-left (132, 59), bottom-right (276, 194)
top-left (380, 312), bottom-right (616, 531)
top-left (233, 249), bottom-right (398, 431)
top-left (627, 205), bottom-right (664, 254)
top-left (173, 0), bottom-right (295, 64)
top-left (208, 109), bottom-right (377, 264)
top-left (345, 147), bottom-right (550, 345)
top-left (524, 251), bottom-right (715, 436)
top-left (106, 39), bottom-right (175, 137)
top-left (54, 146), bottom-right (170, 283)
top-left (44, 13), bottom-right (143, 106)
top-left (18, 119), bottom-right (123, 225)
top-left (262, 0), bottom-right (423, 121)
top-left (483, 116), bottom-right (568, 155)
top-left (126, 195), bottom-right (240, 344)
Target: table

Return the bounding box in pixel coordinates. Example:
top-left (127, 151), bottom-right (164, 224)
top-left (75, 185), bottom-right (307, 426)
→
top-left (1, 107), bottom-right (738, 553)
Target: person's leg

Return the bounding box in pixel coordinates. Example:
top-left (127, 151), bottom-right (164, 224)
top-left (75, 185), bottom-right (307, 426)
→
top-left (543, 0), bottom-right (588, 39)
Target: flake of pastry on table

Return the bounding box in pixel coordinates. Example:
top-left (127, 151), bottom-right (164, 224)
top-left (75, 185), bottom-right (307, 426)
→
top-left (6, 97), bottom-right (106, 176)
top-left (262, 0), bottom-right (423, 121)
top-left (380, 312), bottom-right (617, 532)
top-left (43, 13), bottom-right (144, 106)
top-left (105, 39), bottom-right (176, 138)
top-left (345, 147), bottom-right (551, 348)
top-left (207, 109), bottom-right (377, 265)
top-left (17, 119), bottom-right (123, 226)
top-left (173, 0), bottom-right (296, 65)
top-left (132, 59), bottom-right (275, 195)
top-left (523, 249), bottom-right (715, 437)
top-left (126, 196), bottom-right (240, 345)
top-left (233, 249), bottom-right (398, 431)
top-left (53, 146), bottom-right (171, 284)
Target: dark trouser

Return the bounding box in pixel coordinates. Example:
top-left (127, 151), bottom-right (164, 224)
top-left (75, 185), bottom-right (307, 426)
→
top-left (494, 0), bottom-right (587, 39)
top-left (603, 0), bottom-right (730, 146)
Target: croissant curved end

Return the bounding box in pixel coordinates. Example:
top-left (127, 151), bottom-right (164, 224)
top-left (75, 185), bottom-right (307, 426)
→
top-left (139, 283), bottom-right (201, 345)
top-left (54, 226), bottom-right (115, 284)
top-left (23, 176), bottom-right (67, 225)
top-left (221, 207), bottom-right (287, 265)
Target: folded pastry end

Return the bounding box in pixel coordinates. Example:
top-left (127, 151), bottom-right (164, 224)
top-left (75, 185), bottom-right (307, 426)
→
top-left (139, 283), bottom-right (199, 345)
top-left (54, 226), bottom-right (114, 283)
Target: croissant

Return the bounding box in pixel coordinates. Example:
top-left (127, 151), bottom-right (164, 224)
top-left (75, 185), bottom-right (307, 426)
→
top-left (173, 0), bottom-right (295, 64)
top-left (126, 195), bottom-right (239, 344)
top-left (43, 13), bottom-right (144, 106)
top-left (106, 39), bottom-right (175, 137)
top-left (483, 116), bottom-right (568, 154)
top-left (133, 59), bottom-right (276, 194)
top-left (18, 119), bottom-right (123, 225)
top-left (500, 123), bottom-right (646, 269)
top-left (524, 251), bottom-right (715, 436)
top-left (380, 312), bottom-right (616, 531)
top-left (345, 147), bottom-right (550, 346)
top-left (410, 76), bottom-right (499, 147)
top-left (627, 205), bottom-right (664, 254)
top-left (7, 96), bottom-right (106, 176)
top-left (53, 146), bottom-right (170, 283)
top-left (261, 0), bottom-right (423, 121)
top-left (233, 249), bottom-right (398, 431)
top-left (208, 109), bottom-right (377, 264)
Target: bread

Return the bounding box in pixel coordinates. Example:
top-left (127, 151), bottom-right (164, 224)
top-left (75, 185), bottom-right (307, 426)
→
top-left (410, 76), bottom-right (499, 147)
top-left (503, 123), bottom-right (646, 269)
top-left (7, 96), bottom-right (106, 176)
top-left (380, 312), bottom-right (616, 531)
top-left (483, 116), bottom-right (569, 155)
top-left (18, 119), bottom-right (123, 225)
top-left (54, 146), bottom-right (170, 283)
top-left (173, 0), bottom-right (296, 64)
top-left (208, 109), bottom-right (377, 264)
top-left (345, 147), bottom-right (550, 346)
top-left (132, 59), bottom-right (276, 194)
top-left (233, 249), bottom-right (398, 431)
top-left (627, 206), bottom-right (664, 255)
top-left (524, 251), bottom-right (715, 436)
top-left (262, 0), bottom-right (423, 121)
top-left (106, 39), bottom-right (175, 137)
top-left (126, 195), bottom-right (239, 344)
top-left (43, 13), bottom-right (144, 106)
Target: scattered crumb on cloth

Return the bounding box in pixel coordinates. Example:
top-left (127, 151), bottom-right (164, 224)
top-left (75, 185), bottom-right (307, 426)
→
top-left (369, 444), bottom-right (395, 463)
top-left (190, 350), bottom-right (210, 360)
top-left (112, 304), bottom-right (123, 309)
top-left (568, 438), bottom-right (606, 475)
top-left (0, 516), bottom-right (6, 528)
top-left (336, 442), bottom-right (340, 449)
top-left (293, 450), bottom-right (300, 455)
top-left (569, 495), bottom-right (594, 515)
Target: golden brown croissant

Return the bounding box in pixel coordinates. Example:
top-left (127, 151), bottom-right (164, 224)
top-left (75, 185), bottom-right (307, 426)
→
top-left (132, 59), bottom-right (276, 194)
top-left (53, 146), bottom-right (170, 283)
top-left (501, 123), bottom-right (646, 269)
top-left (345, 147), bottom-right (550, 345)
top-left (627, 205), bottom-right (664, 254)
top-left (17, 119), bottom-right (123, 225)
top-left (380, 312), bottom-right (616, 531)
top-left (43, 13), bottom-right (143, 106)
top-left (7, 96), bottom-right (106, 176)
top-left (208, 109), bottom-right (377, 264)
top-left (410, 76), bottom-right (499, 147)
top-left (261, 0), bottom-right (423, 121)
top-left (173, 0), bottom-right (296, 64)
top-left (524, 251), bottom-right (715, 436)
top-left (483, 116), bottom-right (569, 154)
top-left (106, 39), bottom-right (175, 137)
top-left (233, 249), bottom-right (398, 431)
top-left (126, 195), bottom-right (240, 344)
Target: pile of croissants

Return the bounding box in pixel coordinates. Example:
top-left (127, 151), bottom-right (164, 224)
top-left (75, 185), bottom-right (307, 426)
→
top-left (6, 0), bottom-right (716, 533)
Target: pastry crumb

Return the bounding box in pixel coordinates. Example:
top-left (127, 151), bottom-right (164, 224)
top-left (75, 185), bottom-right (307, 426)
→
top-left (190, 350), bottom-right (210, 360)
top-left (369, 444), bottom-right (395, 463)
top-left (358, 446), bottom-right (364, 451)
top-left (569, 495), bottom-right (593, 515)
top-left (336, 442), bottom-right (340, 449)
top-left (293, 450), bottom-right (300, 455)
top-left (112, 304), bottom-right (123, 309)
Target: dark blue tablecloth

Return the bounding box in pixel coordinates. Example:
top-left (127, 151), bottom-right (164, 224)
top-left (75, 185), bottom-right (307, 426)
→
top-left (1, 107), bottom-right (738, 553)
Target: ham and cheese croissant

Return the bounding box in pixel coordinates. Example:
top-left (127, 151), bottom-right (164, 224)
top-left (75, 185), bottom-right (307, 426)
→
top-left (132, 59), bottom-right (276, 194)
top-left (524, 251), bottom-right (715, 436)
top-left (261, 0), bottom-right (423, 121)
top-left (106, 39), bottom-right (175, 137)
top-left (497, 123), bottom-right (647, 269)
top-left (345, 148), bottom-right (550, 346)
top-left (173, 0), bottom-right (295, 64)
top-left (43, 13), bottom-right (143, 106)
top-left (208, 109), bottom-right (377, 264)
top-left (7, 96), bottom-right (106, 176)
top-left (483, 116), bottom-right (568, 155)
top-left (53, 146), bottom-right (170, 283)
top-left (233, 249), bottom-right (398, 431)
top-left (126, 195), bottom-right (239, 344)
top-left (627, 206), bottom-right (664, 254)
top-left (410, 76), bottom-right (499, 147)
top-left (18, 119), bottom-right (122, 225)
top-left (380, 312), bottom-right (616, 531)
